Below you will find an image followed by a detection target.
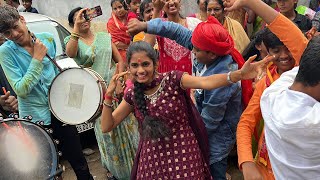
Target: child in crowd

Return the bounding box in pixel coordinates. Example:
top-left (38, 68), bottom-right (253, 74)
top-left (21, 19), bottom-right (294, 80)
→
top-left (276, 0), bottom-right (311, 31)
top-left (22, 0), bottom-right (38, 13)
top-left (126, 0), bottom-right (141, 17)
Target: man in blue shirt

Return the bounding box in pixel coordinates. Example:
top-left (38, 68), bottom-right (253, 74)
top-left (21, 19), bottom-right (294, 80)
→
top-left (0, 6), bottom-right (92, 180)
top-left (128, 17), bottom-right (245, 179)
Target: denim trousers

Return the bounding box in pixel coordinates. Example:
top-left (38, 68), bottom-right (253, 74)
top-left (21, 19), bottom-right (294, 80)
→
top-left (209, 156), bottom-right (228, 180)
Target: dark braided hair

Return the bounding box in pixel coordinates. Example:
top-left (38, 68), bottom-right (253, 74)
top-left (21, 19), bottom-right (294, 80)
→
top-left (127, 42), bottom-right (171, 140)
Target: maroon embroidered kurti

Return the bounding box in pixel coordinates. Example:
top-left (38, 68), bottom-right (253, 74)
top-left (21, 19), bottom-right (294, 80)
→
top-left (125, 71), bottom-right (211, 179)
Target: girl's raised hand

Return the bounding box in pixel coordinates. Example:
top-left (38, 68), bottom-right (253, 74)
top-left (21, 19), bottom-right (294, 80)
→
top-left (106, 64), bottom-right (129, 96)
top-left (240, 54), bottom-right (275, 80)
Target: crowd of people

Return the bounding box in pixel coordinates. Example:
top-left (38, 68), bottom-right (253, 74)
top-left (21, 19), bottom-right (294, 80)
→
top-left (0, 0), bottom-right (320, 179)
top-left (4, 0), bottom-right (38, 13)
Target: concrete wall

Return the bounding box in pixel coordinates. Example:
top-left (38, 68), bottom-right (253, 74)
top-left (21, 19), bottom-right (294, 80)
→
top-left (32, 0), bottom-right (198, 31)
top-left (1, 0), bottom-right (198, 33)
top-left (31, 0), bottom-right (198, 20)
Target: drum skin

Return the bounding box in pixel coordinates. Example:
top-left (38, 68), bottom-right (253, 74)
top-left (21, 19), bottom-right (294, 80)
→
top-left (49, 68), bottom-right (107, 125)
top-left (0, 119), bottom-right (58, 180)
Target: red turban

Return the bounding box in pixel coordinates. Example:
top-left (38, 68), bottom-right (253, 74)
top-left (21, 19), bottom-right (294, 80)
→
top-left (191, 16), bottom-right (253, 108)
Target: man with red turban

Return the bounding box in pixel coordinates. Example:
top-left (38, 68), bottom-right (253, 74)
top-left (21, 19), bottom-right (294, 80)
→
top-left (191, 16), bottom-right (253, 107)
top-left (127, 16), bottom-right (253, 179)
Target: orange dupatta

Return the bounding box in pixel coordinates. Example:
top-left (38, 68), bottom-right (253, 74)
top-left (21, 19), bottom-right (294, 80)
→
top-left (107, 12), bottom-right (137, 60)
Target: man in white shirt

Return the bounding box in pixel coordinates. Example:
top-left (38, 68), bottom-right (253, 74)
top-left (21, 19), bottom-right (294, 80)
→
top-left (5, 0), bottom-right (25, 12)
top-left (261, 36), bottom-right (320, 179)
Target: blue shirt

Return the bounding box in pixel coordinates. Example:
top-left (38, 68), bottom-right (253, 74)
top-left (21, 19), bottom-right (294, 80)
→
top-left (195, 56), bottom-right (242, 164)
top-left (147, 18), bottom-right (242, 164)
top-left (0, 33), bottom-right (57, 124)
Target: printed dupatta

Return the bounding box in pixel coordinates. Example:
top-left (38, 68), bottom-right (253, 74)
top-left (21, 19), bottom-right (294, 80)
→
top-left (255, 62), bottom-right (279, 168)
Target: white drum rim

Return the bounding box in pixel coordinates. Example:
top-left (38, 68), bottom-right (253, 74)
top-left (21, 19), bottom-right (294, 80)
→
top-left (48, 67), bottom-right (105, 125)
top-left (0, 119), bottom-right (59, 177)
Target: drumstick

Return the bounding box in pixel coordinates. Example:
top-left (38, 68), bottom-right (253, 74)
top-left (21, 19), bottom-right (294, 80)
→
top-left (2, 121), bottom-right (37, 156)
top-left (2, 87), bottom-right (7, 94)
top-left (29, 32), bottom-right (63, 72)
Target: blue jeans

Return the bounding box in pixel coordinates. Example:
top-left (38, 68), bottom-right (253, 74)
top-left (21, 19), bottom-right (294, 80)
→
top-left (210, 156), bottom-right (228, 180)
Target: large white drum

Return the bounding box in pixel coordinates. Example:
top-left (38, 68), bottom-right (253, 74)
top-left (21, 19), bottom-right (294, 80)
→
top-left (49, 68), bottom-right (107, 125)
top-left (0, 119), bottom-right (59, 179)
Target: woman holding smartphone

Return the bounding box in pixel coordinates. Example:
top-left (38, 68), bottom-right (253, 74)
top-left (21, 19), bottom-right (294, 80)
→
top-left (65, 7), bottom-right (139, 180)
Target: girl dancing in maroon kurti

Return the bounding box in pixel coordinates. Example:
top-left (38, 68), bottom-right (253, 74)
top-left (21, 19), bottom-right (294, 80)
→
top-left (100, 41), bottom-right (270, 179)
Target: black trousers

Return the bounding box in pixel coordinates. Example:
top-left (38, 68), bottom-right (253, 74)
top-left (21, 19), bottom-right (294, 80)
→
top-left (43, 114), bottom-right (93, 180)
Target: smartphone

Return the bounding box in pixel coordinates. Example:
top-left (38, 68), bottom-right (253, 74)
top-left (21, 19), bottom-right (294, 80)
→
top-left (84, 5), bottom-right (103, 21)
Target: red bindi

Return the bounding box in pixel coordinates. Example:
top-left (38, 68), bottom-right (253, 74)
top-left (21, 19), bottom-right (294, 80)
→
top-left (137, 58), bottom-right (142, 63)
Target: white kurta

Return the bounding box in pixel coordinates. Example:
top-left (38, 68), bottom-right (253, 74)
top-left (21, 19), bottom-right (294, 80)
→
top-left (261, 67), bottom-right (320, 180)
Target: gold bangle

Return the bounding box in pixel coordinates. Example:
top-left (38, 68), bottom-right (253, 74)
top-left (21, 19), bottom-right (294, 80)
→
top-left (103, 101), bottom-right (114, 108)
top-left (71, 33), bottom-right (80, 38)
top-left (70, 37), bottom-right (78, 41)
top-left (71, 33), bottom-right (80, 37)
top-left (70, 35), bottom-right (79, 41)
top-left (71, 33), bottom-right (79, 37)
top-left (71, 32), bottom-right (80, 36)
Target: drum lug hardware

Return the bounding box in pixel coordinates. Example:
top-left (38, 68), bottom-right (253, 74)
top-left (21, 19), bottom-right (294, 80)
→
top-left (23, 115), bottom-right (33, 121)
top-left (58, 151), bottom-right (63, 157)
top-left (47, 128), bottom-right (54, 134)
top-left (36, 121), bottom-right (44, 126)
top-left (54, 139), bottom-right (60, 145)
top-left (8, 113), bottom-right (19, 119)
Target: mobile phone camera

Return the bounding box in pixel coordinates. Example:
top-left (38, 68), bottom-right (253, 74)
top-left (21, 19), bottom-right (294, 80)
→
top-left (83, 10), bottom-right (90, 21)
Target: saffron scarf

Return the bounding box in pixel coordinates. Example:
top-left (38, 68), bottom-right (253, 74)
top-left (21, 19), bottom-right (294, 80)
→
top-left (106, 11), bottom-right (137, 45)
top-left (255, 62), bottom-right (279, 169)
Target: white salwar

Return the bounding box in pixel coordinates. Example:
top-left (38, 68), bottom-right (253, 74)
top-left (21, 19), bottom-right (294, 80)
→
top-left (261, 67), bottom-right (320, 180)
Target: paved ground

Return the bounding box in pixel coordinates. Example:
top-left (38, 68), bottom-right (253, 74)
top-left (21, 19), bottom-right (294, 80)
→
top-left (61, 130), bottom-right (244, 180)
top-left (61, 130), bottom-right (108, 180)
